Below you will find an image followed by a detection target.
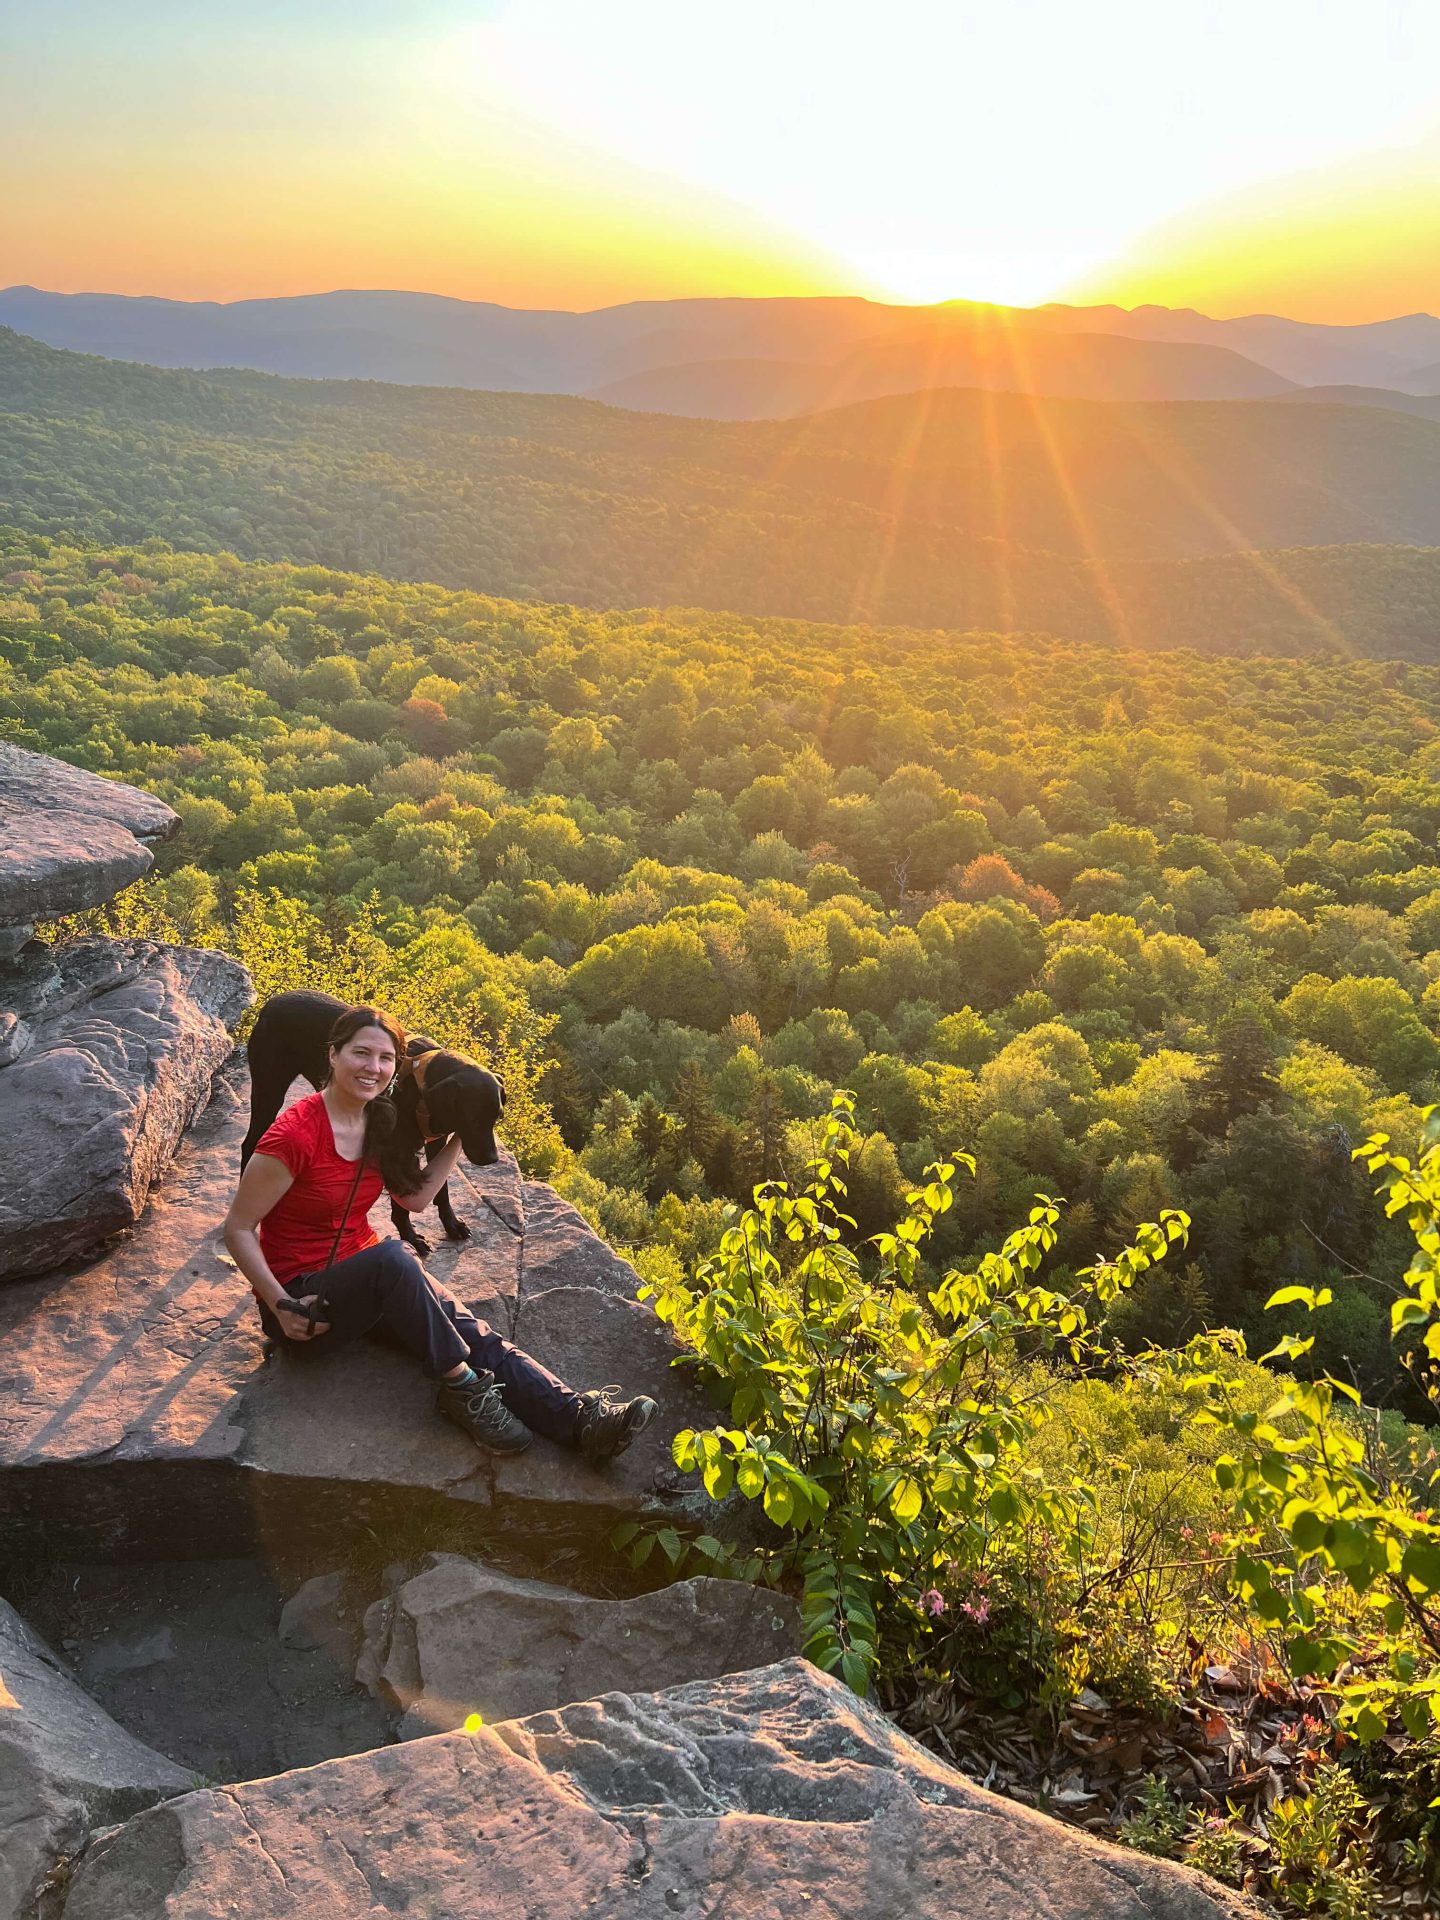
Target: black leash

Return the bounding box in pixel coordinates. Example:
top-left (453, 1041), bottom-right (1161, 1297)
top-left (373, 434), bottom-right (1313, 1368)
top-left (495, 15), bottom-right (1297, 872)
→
top-left (273, 1153), bottom-right (364, 1333)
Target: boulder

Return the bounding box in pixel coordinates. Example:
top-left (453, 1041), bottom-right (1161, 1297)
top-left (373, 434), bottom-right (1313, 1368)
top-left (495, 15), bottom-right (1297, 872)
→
top-left (0, 1072), bottom-right (713, 1567)
top-left (276, 1572), bottom-right (356, 1668)
top-left (0, 939), bottom-right (253, 1279)
top-left (0, 1595), bottom-right (187, 1920)
top-left (0, 743), bottom-right (176, 933)
top-left (356, 1553), bottom-right (799, 1735)
top-left (59, 1659), bottom-right (1261, 1920)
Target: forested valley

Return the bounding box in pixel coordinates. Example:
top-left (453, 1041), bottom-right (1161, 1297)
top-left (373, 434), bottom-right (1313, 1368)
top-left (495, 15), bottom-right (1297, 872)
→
top-left (8, 335), bottom-right (1440, 1906)
top-left (6, 528), bottom-right (1438, 1409)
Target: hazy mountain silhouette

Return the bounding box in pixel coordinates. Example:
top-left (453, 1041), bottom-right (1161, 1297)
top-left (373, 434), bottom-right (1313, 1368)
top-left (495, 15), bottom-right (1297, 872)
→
top-left (1394, 360), bottom-right (1440, 396)
top-left (589, 329), bottom-right (1292, 416)
top-left (1031, 304), bottom-right (1440, 388)
top-left (6, 286), bottom-right (1439, 412)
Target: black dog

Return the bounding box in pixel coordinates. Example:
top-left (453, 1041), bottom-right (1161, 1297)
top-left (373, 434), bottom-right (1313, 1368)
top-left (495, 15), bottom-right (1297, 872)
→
top-left (240, 989), bottom-right (506, 1256)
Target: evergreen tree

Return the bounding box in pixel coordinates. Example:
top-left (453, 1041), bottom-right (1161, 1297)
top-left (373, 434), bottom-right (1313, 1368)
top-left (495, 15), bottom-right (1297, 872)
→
top-left (671, 1059), bottom-right (719, 1167)
top-left (1190, 1006), bottom-right (1279, 1140)
top-left (740, 1072), bottom-right (789, 1189)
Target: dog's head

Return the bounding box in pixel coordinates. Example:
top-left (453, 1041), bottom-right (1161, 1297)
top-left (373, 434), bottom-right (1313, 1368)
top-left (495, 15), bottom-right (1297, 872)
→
top-left (415, 1055), bottom-right (507, 1166)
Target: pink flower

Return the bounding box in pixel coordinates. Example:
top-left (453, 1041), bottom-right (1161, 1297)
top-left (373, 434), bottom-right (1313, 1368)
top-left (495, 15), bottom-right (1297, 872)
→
top-left (960, 1598), bottom-right (991, 1626)
top-left (921, 1588), bottom-right (947, 1617)
top-left (1179, 1526), bottom-right (1194, 1541)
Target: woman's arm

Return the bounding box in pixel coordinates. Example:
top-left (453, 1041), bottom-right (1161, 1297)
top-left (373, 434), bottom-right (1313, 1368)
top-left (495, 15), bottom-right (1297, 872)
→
top-left (222, 1153), bottom-right (329, 1341)
top-left (390, 1131), bottom-right (467, 1215)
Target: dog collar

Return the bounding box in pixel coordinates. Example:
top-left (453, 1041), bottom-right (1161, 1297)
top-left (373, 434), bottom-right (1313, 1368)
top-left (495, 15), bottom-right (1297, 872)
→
top-left (403, 1045), bottom-right (442, 1142)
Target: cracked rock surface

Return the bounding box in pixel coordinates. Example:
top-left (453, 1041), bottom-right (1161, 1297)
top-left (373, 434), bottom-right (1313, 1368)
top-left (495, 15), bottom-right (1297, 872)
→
top-left (0, 1595), bottom-right (189, 1920)
top-left (59, 1660), bottom-right (1263, 1920)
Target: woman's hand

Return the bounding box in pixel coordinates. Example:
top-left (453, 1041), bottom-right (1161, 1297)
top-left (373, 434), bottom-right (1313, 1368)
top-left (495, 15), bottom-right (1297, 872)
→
top-left (391, 1131), bottom-right (467, 1214)
top-left (272, 1295), bottom-right (331, 1340)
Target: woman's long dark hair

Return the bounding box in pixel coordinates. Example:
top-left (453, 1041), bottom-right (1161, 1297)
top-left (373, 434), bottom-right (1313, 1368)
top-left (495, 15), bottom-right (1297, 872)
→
top-left (325, 1005), bottom-right (406, 1167)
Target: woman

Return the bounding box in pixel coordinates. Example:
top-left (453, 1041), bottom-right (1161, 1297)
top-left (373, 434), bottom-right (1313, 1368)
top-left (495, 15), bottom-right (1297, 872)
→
top-left (223, 1004), bottom-right (655, 1462)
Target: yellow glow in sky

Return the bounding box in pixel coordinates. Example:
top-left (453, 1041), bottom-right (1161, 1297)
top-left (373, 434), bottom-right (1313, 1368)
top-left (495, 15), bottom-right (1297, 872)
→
top-left (3, 0), bottom-right (1439, 319)
top-left (1066, 136), bottom-right (1440, 325)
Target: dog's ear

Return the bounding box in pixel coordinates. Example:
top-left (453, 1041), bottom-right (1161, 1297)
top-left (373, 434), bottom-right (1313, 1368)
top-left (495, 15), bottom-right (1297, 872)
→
top-left (419, 1062), bottom-right (465, 1133)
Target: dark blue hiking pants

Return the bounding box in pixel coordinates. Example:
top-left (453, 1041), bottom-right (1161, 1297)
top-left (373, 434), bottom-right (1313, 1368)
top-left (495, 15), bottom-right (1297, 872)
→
top-left (258, 1237), bottom-right (583, 1443)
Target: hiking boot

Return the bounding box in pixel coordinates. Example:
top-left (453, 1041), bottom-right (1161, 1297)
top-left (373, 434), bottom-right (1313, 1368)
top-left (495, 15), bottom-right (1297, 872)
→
top-left (574, 1385), bottom-right (658, 1464)
top-left (437, 1370), bottom-right (532, 1455)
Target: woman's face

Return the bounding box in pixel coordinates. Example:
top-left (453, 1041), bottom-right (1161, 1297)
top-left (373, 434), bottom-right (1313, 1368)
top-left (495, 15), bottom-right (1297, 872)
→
top-left (329, 1025), bottom-right (397, 1102)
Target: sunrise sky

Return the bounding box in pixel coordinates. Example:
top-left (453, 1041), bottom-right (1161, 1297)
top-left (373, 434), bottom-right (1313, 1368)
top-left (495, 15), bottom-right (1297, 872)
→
top-left (3, 0), bottom-right (1438, 322)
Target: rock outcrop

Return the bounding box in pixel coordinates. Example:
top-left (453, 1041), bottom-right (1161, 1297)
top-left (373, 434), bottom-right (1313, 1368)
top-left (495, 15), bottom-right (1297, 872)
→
top-left (59, 1659), bottom-right (1260, 1920)
top-left (356, 1553), bottom-right (799, 1736)
top-left (0, 745), bottom-right (251, 1281)
top-left (0, 743), bottom-right (177, 942)
top-left (0, 1073), bottom-right (715, 1564)
top-left (0, 1596), bottom-right (189, 1920)
top-left (0, 938), bottom-right (252, 1278)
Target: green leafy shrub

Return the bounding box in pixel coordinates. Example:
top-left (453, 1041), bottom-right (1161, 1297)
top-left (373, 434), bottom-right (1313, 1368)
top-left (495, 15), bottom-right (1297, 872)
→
top-left (1151, 1116), bottom-right (1440, 1744)
top-left (1119, 1776), bottom-right (1186, 1857)
top-left (643, 1091), bottom-right (1188, 1694)
top-left (1269, 1764), bottom-right (1379, 1918)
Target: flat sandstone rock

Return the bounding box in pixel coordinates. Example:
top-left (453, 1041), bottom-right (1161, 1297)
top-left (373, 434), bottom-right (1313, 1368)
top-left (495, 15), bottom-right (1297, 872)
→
top-left (0, 743), bottom-right (177, 929)
top-left (60, 1659), bottom-right (1262, 1920)
top-left (0, 1595), bottom-right (188, 1920)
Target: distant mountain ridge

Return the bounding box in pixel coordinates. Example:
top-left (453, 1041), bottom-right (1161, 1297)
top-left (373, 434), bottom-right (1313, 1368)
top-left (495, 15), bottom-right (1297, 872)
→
top-left (1031, 303), bottom-right (1440, 389)
top-left (589, 330), bottom-right (1291, 417)
top-left (5, 326), bottom-right (1440, 660)
top-left (5, 285), bottom-right (1439, 417)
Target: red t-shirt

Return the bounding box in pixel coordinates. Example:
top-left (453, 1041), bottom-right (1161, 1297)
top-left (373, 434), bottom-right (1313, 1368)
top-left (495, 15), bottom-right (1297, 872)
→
top-left (253, 1093), bottom-right (386, 1285)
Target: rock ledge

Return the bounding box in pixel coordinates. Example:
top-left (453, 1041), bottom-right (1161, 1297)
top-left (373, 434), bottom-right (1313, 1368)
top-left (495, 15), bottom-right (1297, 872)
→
top-left (59, 1659), bottom-right (1262, 1920)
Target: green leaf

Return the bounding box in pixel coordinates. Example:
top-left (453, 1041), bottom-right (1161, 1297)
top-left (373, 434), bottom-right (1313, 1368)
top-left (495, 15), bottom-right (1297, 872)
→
top-left (1392, 1296), bottom-right (1432, 1333)
top-left (1288, 1507), bottom-right (1326, 1554)
top-left (1400, 1695), bottom-right (1431, 1739)
top-left (1252, 1586), bottom-right (1292, 1624)
top-left (735, 1455), bottom-right (765, 1499)
top-left (1348, 1703), bottom-right (1388, 1743)
top-left (701, 1456), bottom-right (735, 1500)
top-left (889, 1474), bottom-right (923, 1526)
top-left (839, 1647), bottom-right (872, 1697)
top-left (802, 1626), bottom-right (839, 1663)
top-left (1401, 1541), bottom-right (1440, 1595)
top-left (763, 1480), bottom-right (795, 1528)
top-left (1265, 1285), bottom-right (1317, 1311)
top-left (988, 1483), bottom-right (1021, 1525)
